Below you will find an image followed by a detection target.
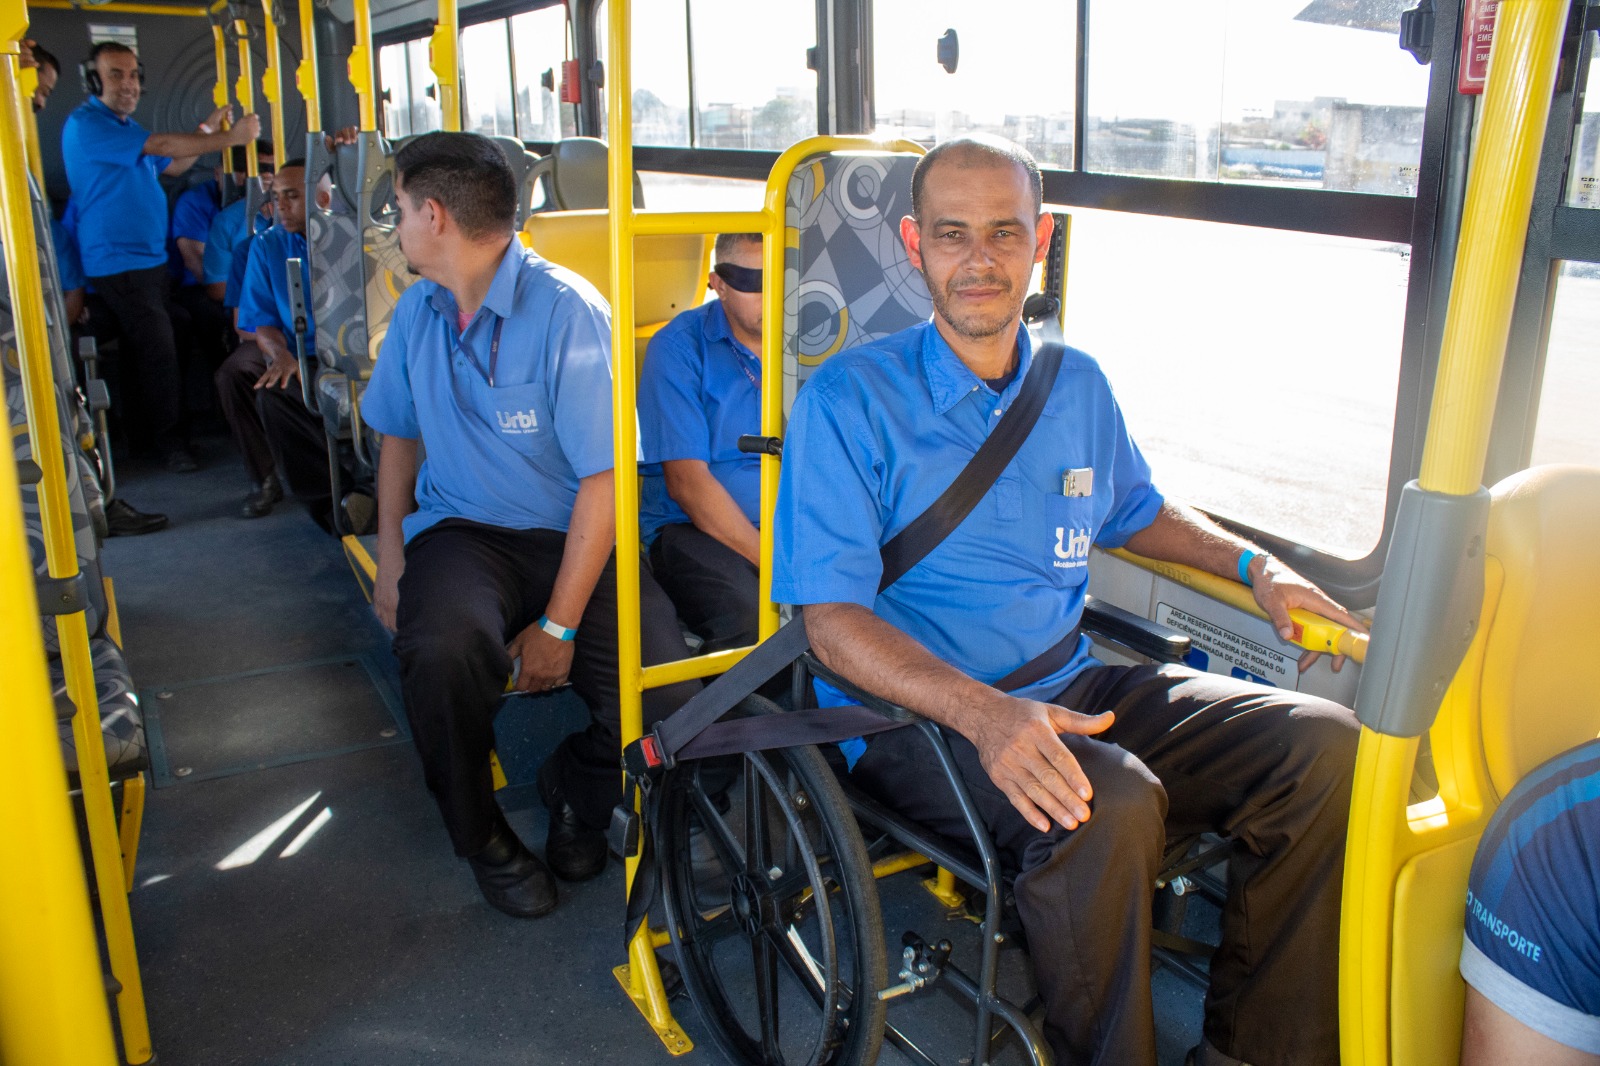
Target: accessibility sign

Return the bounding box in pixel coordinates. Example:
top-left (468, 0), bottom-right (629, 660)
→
top-left (1155, 603), bottom-right (1296, 689)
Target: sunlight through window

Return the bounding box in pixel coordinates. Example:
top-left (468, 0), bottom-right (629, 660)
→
top-left (215, 792), bottom-right (323, 871)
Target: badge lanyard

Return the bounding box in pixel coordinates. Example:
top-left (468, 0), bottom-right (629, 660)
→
top-left (734, 346), bottom-right (760, 390)
top-left (458, 313), bottom-right (507, 387)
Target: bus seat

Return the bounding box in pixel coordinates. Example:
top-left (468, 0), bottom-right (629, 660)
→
top-left (485, 135), bottom-right (544, 226)
top-left (521, 210), bottom-right (709, 359)
top-left (1343, 463), bottom-right (1600, 1066)
top-left (780, 148), bottom-right (932, 415)
top-left (526, 136), bottom-right (645, 211)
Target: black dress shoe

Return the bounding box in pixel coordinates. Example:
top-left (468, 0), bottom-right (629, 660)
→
top-left (467, 821), bottom-right (558, 919)
top-left (538, 762), bottom-right (607, 882)
top-left (105, 498), bottom-right (169, 537)
top-left (240, 475), bottom-right (283, 518)
top-left (163, 446), bottom-right (199, 473)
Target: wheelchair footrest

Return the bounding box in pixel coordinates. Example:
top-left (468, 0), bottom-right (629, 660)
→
top-left (877, 931), bottom-right (952, 1001)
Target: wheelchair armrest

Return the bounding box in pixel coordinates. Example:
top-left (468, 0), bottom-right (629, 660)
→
top-left (799, 652), bottom-right (922, 725)
top-left (1082, 594), bottom-right (1191, 664)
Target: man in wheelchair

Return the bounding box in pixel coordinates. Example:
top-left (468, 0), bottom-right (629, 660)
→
top-left (771, 136), bottom-right (1368, 1066)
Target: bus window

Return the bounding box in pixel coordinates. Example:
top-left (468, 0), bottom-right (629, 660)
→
top-left (872, 0), bottom-right (1076, 166)
top-left (512, 6), bottom-right (574, 142)
top-left (597, 0), bottom-right (816, 149)
top-left (1566, 35), bottom-right (1600, 207)
top-left (462, 21), bottom-right (517, 136)
top-left (1530, 263), bottom-right (1600, 464)
top-left (379, 42), bottom-right (413, 138)
top-left (1064, 209), bottom-right (1408, 558)
top-left (407, 37), bottom-right (443, 135)
top-left (1088, 0), bottom-right (1428, 193)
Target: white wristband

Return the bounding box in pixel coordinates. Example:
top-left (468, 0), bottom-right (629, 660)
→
top-left (198, 123), bottom-right (215, 135)
top-left (537, 614), bottom-right (577, 642)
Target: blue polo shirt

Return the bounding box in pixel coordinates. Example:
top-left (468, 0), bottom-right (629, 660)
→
top-left (50, 218), bottom-right (85, 293)
top-left (61, 97), bottom-right (172, 277)
top-left (772, 321), bottom-right (1164, 707)
top-left (1461, 739), bottom-right (1600, 1054)
top-left (203, 196), bottom-right (270, 286)
top-left (237, 225), bottom-right (313, 346)
top-left (361, 240), bottom-right (615, 544)
top-left (638, 299), bottom-right (762, 543)
top-left (170, 180), bottom-right (221, 286)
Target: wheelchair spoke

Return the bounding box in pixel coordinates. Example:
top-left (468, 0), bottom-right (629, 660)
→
top-left (752, 927), bottom-right (782, 1063)
top-left (687, 904), bottom-right (739, 945)
top-left (744, 756), bottom-right (773, 877)
top-left (689, 778), bottom-right (746, 872)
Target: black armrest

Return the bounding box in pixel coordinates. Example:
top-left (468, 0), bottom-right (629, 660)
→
top-left (1082, 594), bottom-right (1191, 664)
top-left (800, 652), bottom-right (920, 724)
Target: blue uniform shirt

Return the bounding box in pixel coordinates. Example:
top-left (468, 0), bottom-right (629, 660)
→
top-left (638, 299), bottom-right (762, 543)
top-left (361, 240), bottom-right (616, 544)
top-left (51, 218), bottom-right (85, 293)
top-left (61, 97), bottom-right (173, 277)
top-left (772, 321), bottom-right (1164, 707)
top-left (169, 181), bottom-right (221, 286)
top-left (237, 225), bottom-right (313, 346)
top-left (203, 197), bottom-right (270, 287)
top-left (1461, 739), bottom-right (1600, 1053)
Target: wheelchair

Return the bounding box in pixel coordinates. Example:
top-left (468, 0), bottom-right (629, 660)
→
top-left (646, 601), bottom-right (1222, 1066)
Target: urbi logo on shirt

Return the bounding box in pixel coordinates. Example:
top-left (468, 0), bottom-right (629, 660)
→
top-left (497, 408), bottom-right (540, 434)
top-left (1053, 527), bottom-right (1090, 569)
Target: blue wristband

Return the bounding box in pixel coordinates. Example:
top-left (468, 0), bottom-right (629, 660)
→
top-left (1237, 549), bottom-right (1258, 586)
top-left (537, 614), bottom-right (578, 642)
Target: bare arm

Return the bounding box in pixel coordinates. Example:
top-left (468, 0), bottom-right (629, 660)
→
top-left (373, 435), bottom-right (420, 631)
top-left (1462, 987), bottom-right (1599, 1066)
top-left (506, 470), bottom-right (617, 693)
top-left (663, 459), bottom-right (760, 565)
top-left (251, 324), bottom-right (300, 389)
top-left (807, 601), bottom-right (1113, 832)
top-left (149, 111), bottom-right (259, 174)
top-left (205, 281), bottom-right (227, 303)
top-left (64, 289), bottom-right (85, 326)
top-left (1121, 500), bottom-right (1367, 670)
top-left (176, 238), bottom-right (206, 282)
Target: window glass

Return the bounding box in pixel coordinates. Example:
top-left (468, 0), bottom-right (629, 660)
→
top-left (512, 6), bottom-right (571, 142)
top-left (406, 38), bottom-right (442, 136)
top-left (637, 172), bottom-right (763, 212)
top-left (1531, 263), bottom-right (1600, 463)
top-left (689, 0), bottom-right (814, 150)
top-left (630, 2), bottom-right (691, 145)
top-left (872, 0), bottom-right (1076, 167)
top-left (1567, 38), bottom-right (1600, 206)
top-left (1087, 0), bottom-right (1427, 193)
top-left (379, 42), bottom-right (412, 138)
top-left (1063, 210), bottom-right (1408, 557)
top-left (461, 20), bottom-right (517, 137)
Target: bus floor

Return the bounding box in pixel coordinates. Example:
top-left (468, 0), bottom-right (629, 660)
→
top-left (94, 432), bottom-right (1205, 1066)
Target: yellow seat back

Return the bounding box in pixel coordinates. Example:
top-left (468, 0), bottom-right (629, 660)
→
top-left (520, 210), bottom-right (709, 360)
top-left (1342, 463), bottom-right (1600, 1066)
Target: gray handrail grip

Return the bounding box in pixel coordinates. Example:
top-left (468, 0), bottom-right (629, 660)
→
top-left (285, 256), bottom-right (316, 412)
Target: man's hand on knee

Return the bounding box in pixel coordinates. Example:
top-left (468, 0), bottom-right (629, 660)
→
top-left (971, 698), bottom-right (1114, 833)
top-left (506, 624), bottom-right (575, 694)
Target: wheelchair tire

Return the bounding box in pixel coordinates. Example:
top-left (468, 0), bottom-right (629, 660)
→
top-left (657, 695), bottom-right (888, 1066)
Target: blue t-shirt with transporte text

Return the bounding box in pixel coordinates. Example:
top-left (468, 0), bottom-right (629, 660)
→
top-left (61, 97), bottom-right (173, 277)
top-left (205, 197), bottom-right (272, 287)
top-left (638, 299), bottom-right (763, 543)
top-left (771, 321), bottom-right (1164, 740)
top-left (360, 240), bottom-right (616, 544)
top-left (237, 225), bottom-right (313, 347)
top-left (1460, 738), bottom-right (1600, 1055)
top-left (50, 218), bottom-right (85, 293)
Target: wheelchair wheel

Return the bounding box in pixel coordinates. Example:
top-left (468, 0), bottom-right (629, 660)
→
top-left (657, 696), bottom-right (887, 1066)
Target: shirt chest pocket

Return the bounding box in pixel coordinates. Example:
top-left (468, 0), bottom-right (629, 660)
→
top-left (1043, 494), bottom-right (1096, 587)
top-left (481, 380), bottom-right (554, 456)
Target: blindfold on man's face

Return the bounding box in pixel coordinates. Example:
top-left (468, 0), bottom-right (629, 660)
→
top-left (713, 262), bottom-right (762, 293)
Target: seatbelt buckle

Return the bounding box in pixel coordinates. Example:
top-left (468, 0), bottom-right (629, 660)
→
top-left (622, 724), bottom-right (673, 779)
top-left (608, 804), bottom-right (642, 860)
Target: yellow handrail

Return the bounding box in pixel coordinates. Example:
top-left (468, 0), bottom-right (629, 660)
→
top-left (29, 0), bottom-right (212, 14)
top-left (211, 18), bottom-right (228, 111)
top-left (233, 13), bottom-right (257, 176)
top-left (259, 0), bottom-right (286, 157)
top-left (294, 0), bottom-right (320, 133)
top-left (0, 35), bottom-right (151, 1064)
top-left (429, 0), bottom-right (459, 132)
top-left (348, 0), bottom-right (375, 131)
top-left (17, 59), bottom-right (39, 183)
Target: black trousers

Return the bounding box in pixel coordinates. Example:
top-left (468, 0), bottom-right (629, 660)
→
top-left (649, 522), bottom-right (759, 653)
top-left (256, 379), bottom-right (334, 526)
top-left (214, 341), bottom-right (275, 485)
top-left (87, 265), bottom-right (183, 453)
top-left (392, 519), bottom-right (702, 856)
top-left (850, 663), bottom-right (1357, 1066)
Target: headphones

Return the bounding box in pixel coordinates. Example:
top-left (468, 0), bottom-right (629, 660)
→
top-left (81, 42), bottom-right (145, 98)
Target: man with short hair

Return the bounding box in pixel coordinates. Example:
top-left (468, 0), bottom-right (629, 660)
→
top-left (26, 41), bottom-right (58, 113)
top-left (363, 131), bottom-right (699, 918)
top-left (202, 144), bottom-right (275, 304)
top-left (773, 135), bottom-right (1367, 1066)
top-left (61, 40), bottom-right (259, 471)
top-left (638, 231), bottom-right (764, 654)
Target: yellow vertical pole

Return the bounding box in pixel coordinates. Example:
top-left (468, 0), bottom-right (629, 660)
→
top-left (429, 0), bottom-right (459, 132)
top-left (0, 38), bottom-right (151, 1066)
top-left (295, 0), bottom-right (321, 133)
top-left (259, 0), bottom-right (286, 155)
top-left (349, 0), bottom-right (375, 131)
top-left (211, 19), bottom-right (229, 111)
top-left (0, 17), bottom-right (118, 1065)
top-left (233, 15), bottom-right (258, 175)
top-left (17, 61), bottom-right (39, 183)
